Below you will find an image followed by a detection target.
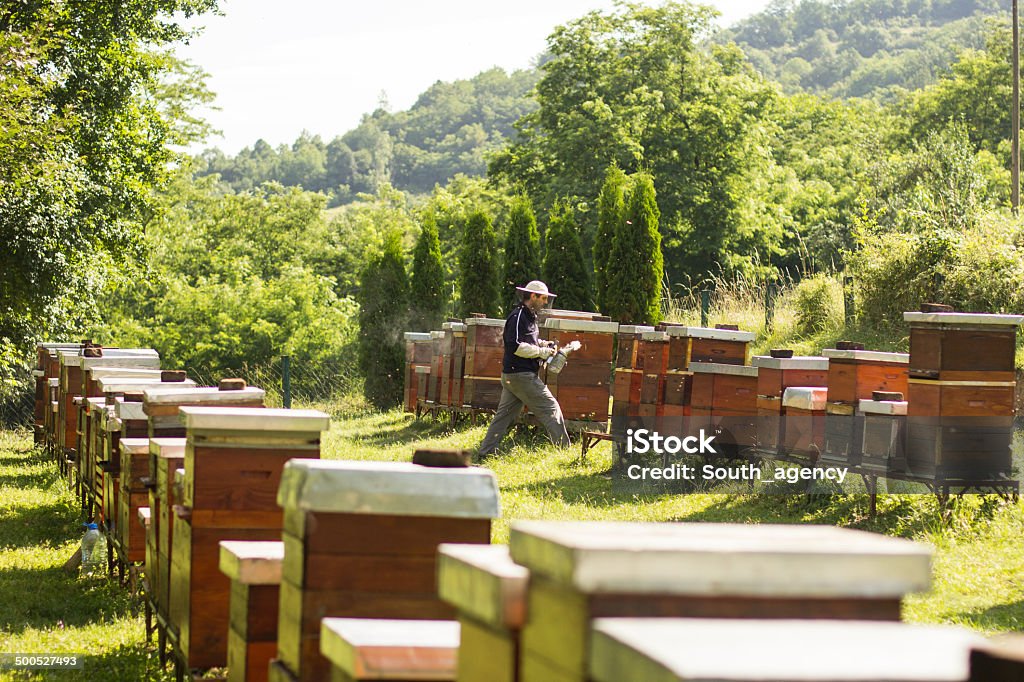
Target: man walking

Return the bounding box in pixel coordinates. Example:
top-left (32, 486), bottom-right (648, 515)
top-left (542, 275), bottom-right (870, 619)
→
top-left (477, 280), bottom-right (571, 457)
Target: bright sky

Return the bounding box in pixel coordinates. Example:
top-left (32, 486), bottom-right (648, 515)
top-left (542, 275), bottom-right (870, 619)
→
top-left (177, 0), bottom-right (774, 155)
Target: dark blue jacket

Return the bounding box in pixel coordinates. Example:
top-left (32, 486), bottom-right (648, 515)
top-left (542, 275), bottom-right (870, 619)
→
top-left (503, 304), bottom-right (540, 373)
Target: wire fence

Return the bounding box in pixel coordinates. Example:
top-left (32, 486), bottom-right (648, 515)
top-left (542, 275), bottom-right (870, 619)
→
top-left (0, 355), bottom-right (363, 429)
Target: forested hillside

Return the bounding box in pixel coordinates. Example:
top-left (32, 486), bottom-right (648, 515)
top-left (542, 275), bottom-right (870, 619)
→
top-left (193, 67), bottom-right (539, 204)
top-left (719, 0), bottom-right (1001, 98)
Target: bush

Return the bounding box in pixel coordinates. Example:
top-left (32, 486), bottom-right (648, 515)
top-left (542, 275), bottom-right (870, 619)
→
top-left (791, 274), bottom-right (844, 337)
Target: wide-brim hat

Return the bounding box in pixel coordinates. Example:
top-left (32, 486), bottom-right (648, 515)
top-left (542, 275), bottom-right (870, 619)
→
top-left (515, 280), bottom-right (557, 298)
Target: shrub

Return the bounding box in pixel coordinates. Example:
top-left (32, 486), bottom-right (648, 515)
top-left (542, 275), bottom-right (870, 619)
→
top-left (502, 195), bottom-right (542, 313)
top-left (791, 274), bottom-right (844, 337)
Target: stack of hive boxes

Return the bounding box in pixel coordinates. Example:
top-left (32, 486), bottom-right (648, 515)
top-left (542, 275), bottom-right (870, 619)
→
top-left (859, 396), bottom-right (910, 475)
top-left (270, 459), bottom-right (500, 681)
top-left (753, 354), bottom-right (829, 456)
top-left (780, 387), bottom-right (828, 459)
top-left (170, 406), bottom-right (329, 669)
top-left (427, 330), bottom-right (445, 405)
top-left (689, 363), bottom-right (759, 451)
top-left (541, 317), bottom-right (619, 424)
top-left (219, 540), bottom-right (285, 682)
top-left (143, 384), bottom-right (266, 438)
top-left (636, 331), bottom-right (670, 419)
top-left (402, 332), bottom-right (432, 413)
top-left (462, 317), bottom-right (504, 410)
top-left (118, 437), bottom-right (153, 565)
top-left (507, 520), bottom-right (931, 682)
top-left (819, 346), bottom-right (909, 469)
top-left (904, 311), bottom-right (1024, 481)
top-left (440, 321), bottom-right (468, 408)
top-left (610, 325), bottom-right (654, 435)
top-left (33, 343), bottom-right (79, 444)
top-left (149, 436), bottom-right (186, 643)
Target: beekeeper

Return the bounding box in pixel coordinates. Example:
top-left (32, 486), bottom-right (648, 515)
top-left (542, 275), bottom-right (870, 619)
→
top-left (476, 280), bottom-right (571, 457)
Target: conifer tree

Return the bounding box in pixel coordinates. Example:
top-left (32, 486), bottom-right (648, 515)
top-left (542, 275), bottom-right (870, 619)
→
top-left (458, 210), bottom-right (501, 317)
top-left (605, 173), bottom-right (663, 324)
top-left (593, 164), bottom-right (628, 314)
top-left (409, 212), bottom-right (447, 330)
top-left (501, 195), bottom-right (542, 313)
top-left (357, 229), bottom-right (409, 408)
top-left (543, 201), bottom-right (594, 311)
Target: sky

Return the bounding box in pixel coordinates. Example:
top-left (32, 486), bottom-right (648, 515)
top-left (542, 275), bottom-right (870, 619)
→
top-left (177, 0), bottom-right (775, 155)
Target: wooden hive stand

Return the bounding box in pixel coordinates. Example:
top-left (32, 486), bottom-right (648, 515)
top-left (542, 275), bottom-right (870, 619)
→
top-left (169, 407), bottom-right (329, 676)
top-left (269, 459), bottom-right (501, 682)
top-left (438, 544), bottom-right (528, 682)
top-left (590, 618), bottom-right (983, 682)
top-left (320, 619), bottom-right (460, 682)
top-left (509, 520), bottom-right (931, 682)
top-left (219, 540), bottom-right (285, 682)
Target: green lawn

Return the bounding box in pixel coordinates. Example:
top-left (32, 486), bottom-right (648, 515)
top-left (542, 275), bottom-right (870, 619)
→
top-left (1, 410), bottom-right (1024, 680)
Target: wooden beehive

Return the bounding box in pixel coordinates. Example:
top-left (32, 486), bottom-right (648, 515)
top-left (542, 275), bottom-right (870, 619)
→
top-left (440, 322), bottom-right (468, 408)
top-left (665, 326), bottom-right (755, 370)
top-left (272, 459), bottom-right (500, 682)
top-left (152, 438), bottom-right (187, 635)
top-left (170, 407), bottom-right (329, 670)
top-left (858, 399), bottom-right (908, 475)
top-left (220, 540), bottom-right (284, 682)
top-left (589, 618), bottom-right (981, 682)
top-left (780, 387), bottom-right (828, 458)
top-left (319, 619), bottom-right (460, 682)
top-left (509, 520), bottom-right (932, 682)
top-left (427, 330), bottom-right (445, 404)
top-left (688, 363), bottom-right (758, 449)
top-left (542, 318), bottom-right (618, 423)
top-left (33, 343), bottom-right (79, 443)
top-left (753, 355), bottom-right (829, 399)
top-left (403, 332), bottom-right (432, 413)
top-left (903, 312), bottom-right (1023, 480)
top-left (969, 635), bottom-right (1024, 681)
top-left (118, 437), bottom-right (151, 564)
top-left (822, 349), bottom-right (909, 404)
top-left (142, 385), bottom-right (267, 438)
top-left (438, 544), bottom-right (528, 682)
top-left (615, 325), bottom-right (654, 370)
top-left (414, 365), bottom-right (431, 406)
top-left (463, 317), bottom-right (505, 410)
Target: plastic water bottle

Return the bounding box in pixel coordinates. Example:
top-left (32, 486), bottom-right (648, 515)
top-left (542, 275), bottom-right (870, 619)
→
top-left (80, 523), bottom-right (105, 575)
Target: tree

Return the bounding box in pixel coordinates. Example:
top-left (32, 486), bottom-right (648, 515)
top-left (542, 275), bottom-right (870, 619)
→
top-left (358, 230), bottom-right (409, 409)
top-left (605, 174), bottom-right (663, 325)
top-left (410, 212), bottom-right (447, 330)
top-left (501, 195), bottom-right (542, 313)
top-left (593, 164), bottom-right (627, 313)
top-left (543, 201), bottom-right (594, 311)
top-left (458, 210), bottom-right (501, 317)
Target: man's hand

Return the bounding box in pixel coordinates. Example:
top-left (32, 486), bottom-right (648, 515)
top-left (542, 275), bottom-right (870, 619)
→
top-left (539, 346), bottom-right (556, 360)
top-left (539, 339), bottom-right (556, 348)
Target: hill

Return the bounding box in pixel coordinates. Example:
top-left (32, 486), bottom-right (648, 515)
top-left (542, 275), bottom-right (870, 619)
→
top-left (717, 0), bottom-right (1002, 99)
top-left (193, 67), bottom-right (539, 204)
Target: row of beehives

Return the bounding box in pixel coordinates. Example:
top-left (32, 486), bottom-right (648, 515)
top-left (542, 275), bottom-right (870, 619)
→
top-left (404, 308), bottom-right (1023, 480)
top-left (29, 342), bottom-right (1024, 682)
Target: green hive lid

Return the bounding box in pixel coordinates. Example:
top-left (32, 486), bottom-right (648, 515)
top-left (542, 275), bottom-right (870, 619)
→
top-left (822, 349), bottom-right (909, 363)
top-left (663, 326), bottom-right (755, 342)
top-left (142, 386), bottom-right (266, 404)
top-left (276, 459), bottom-right (501, 519)
top-left (149, 437), bottom-right (187, 457)
top-left (178, 406), bottom-right (329, 432)
top-left (751, 355), bottom-right (829, 370)
top-left (319, 619), bottom-right (460, 679)
top-left (509, 521), bottom-right (931, 597)
top-left (437, 544), bottom-right (529, 629)
top-left (589, 618), bottom-right (981, 682)
top-left (903, 311), bottom-right (1024, 326)
top-left (219, 540), bottom-right (284, 585)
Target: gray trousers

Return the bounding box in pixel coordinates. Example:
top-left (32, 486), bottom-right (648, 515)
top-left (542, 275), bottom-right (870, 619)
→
top-left (478, 372), bottom-right (571, 455)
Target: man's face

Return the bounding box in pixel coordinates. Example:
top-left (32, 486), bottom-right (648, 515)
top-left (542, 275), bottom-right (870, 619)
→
top-left (528, 293), bottom-right (549, 312)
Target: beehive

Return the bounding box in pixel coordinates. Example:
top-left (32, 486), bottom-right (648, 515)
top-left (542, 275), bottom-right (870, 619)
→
top-left (510, 520), bottom-right (931, 682)
top-left (170, 407), bottom-right (329, 670)
top-left (589, 618), bottom-right (981, 682)
top-left (220, 540), bottom-right (284, 682)
top-left (151, 438), bottom-right (187, 636)
top-left (780, 386), bottom-right (828, 458)
top-left (542, 318), bottom-right (619, 423)
top-left (904, 312), bottom-right (1023, 480)
top-left (689, 363), bottom-right (759, 449)
top-left (272, 459), bottom-right (500, 682)
top-left (753, 356), bottom-right (829, 453)
top-left (142, 385), bottom-right (266, 438)
top-left (463, 317), bottom-right (505, 410)
top-left (859, 399), bottom-right (909, 475)
top-left (440, 322), bottom-right (468, 408)
top-left (403, 332), bottom-right (432, 413)
top-left (665, 326), bottom-right (755, 370)
top-left (438, 544), bottom-right (528, 682)
top-left (427, 330), bottom-right (445, 404)
top-left (118, 437), bottom-right (151, 563)
top-left (320, 619), bottom-right (460, 682)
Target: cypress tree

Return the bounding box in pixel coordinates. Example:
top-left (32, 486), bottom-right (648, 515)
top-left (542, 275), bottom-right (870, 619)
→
top-left (501, 195), bottom-right (542, 313)
top-left (409, 212), bottom-right (446, 330)
top-left (593, 164), bottom-right (627, 314)
top-left (458, 209), bottom-right (501, 318)
top-left (543, 200), bottom-right (594, 311)
top-left (605, 173), bottom-right (663, 324)
top-left (357, 229), bottom-right (409, 409)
